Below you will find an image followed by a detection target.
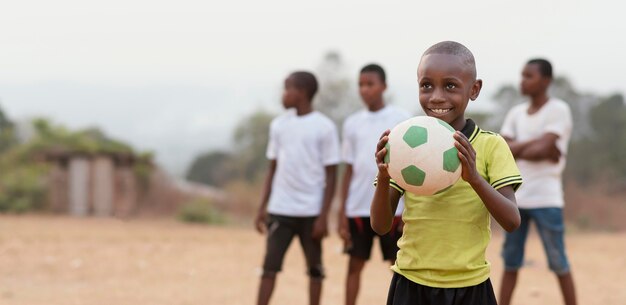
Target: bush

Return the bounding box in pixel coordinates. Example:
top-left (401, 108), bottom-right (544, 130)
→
top-left (0, 164), bottom-right (49, 213)
top-left (177, 198), bottom-right (225, 224)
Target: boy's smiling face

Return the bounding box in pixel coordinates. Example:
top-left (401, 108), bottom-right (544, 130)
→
top-left (417, 53), bottom-right (482, 130)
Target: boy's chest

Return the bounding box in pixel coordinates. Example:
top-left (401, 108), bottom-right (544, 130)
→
top-left (514, 113), bottom-right (549, 140)
top-left (277, 122), bottom-right (322, 148)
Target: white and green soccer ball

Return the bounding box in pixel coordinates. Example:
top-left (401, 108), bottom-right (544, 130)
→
top-left (385, 116), bottom-right (462, 195)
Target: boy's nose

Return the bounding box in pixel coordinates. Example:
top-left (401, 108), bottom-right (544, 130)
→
top-left (429, 89), bottom-right (446, 103)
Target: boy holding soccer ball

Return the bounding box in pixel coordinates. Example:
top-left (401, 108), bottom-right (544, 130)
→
top-left (371, 41), bottom-right (523, 305)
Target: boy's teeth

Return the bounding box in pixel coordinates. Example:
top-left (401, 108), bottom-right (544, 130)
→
top-left (432, 109), bottom-right (450, 114)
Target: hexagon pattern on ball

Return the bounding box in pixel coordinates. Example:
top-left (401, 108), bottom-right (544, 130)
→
top-left (402, 126), bottom-right (427, 148)
top-left (384, 143), bottom-right (390, 164)
top-left (443, 147), bottom-right (461, 172)
top-left (401, 165), bottom-right (426, 186)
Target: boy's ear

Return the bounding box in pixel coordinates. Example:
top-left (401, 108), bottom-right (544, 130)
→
top-left (470, 79), bottom-right (483, 101)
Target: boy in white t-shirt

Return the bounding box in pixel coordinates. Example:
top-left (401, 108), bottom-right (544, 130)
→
top-left (498, 59), bottom-right (577, 305)
top-left (338, 64), bottom-right (410, 305)
top-left (254, 71), bottom-right (340, 305)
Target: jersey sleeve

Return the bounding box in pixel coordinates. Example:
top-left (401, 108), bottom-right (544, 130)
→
top-left (373, 177), bottom-right (405, 196)
top-left (341, 119), bottom-right (356, 164)
top-left (321, 123), bottom-right (341, 166)
top-left (265, 120), bottom-right (278, 160)
top-left (499, 107), bottom-right (517, 139)
top-left (487, 135), bottom-right (523, 191)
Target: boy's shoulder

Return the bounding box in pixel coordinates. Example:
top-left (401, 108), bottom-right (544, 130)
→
top-left (343, 109), bottom-right (368, 127)
top-left (547, 98), bottom-right (571, 112)
top-left (507, 102), bottom-right (529, 115)
top-left (473, 126), bottom-right (508, 152)
top-left (313, 111), bottom-right (337, 129)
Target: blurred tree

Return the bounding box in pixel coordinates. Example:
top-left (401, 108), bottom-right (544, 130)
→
top-left (314, 51), bottom-right (361, 128)
top-left (187, 109), bottom-right (275, 186)
top-left (186, 151), bottom-right (235, 187)
top-left (488, 84), bottom-right (523, 130)
top-left (0, 103), bottom-right (16, 153)
top-left (232, 109), bottom-right (274, 182)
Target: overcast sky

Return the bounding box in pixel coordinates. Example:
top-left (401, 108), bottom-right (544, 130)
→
top-left (1, 0), bottom-right (624, 175)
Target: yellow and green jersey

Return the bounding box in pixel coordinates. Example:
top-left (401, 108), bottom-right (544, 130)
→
top-left (387, 119), bottom-right (522, 288)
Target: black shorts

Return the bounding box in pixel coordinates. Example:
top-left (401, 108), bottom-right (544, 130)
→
top-left (386, 273), bottom-right (497, 305)
top-left (262, 214), bottom-right (324, 279)
top-left (346, 216), bottom-right (402, 261)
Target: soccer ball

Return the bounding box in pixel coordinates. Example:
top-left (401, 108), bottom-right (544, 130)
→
top-left (385, 116), bottom-right (461, 195)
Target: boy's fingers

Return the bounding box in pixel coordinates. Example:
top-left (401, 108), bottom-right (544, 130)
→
top-left (376, 136), bottom-right (389, 151)
top-left (454, 141), bottom-right (470, 157)
top-left (376, 148), bottom-right (387, 160)
top-left (379, 129), bottom-right (390, 140)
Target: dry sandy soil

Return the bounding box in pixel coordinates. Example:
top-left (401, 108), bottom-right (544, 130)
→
top-left (0, 215), bottom-right (624, 305)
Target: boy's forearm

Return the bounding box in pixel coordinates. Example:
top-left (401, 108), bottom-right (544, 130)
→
top-left (468, 178), bottom-right (520, 232)
top-left (257, 161), bottom-right (276, 213)
top-left (338, 165), bottom-right (353, 217)
top-left (507, 133), bottom-right (561, 161)
top-left (319, 165), bottom-right (338, 219)
top-left (370, 176), bottom-right (395, 235)
top-left (517, 141), bottom-right (561, 161)
top-left (505, 139), bottom-right (533, 159)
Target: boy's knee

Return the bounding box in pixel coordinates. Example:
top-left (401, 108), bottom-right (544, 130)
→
top-left (308, 264), bottom-right (325, 279)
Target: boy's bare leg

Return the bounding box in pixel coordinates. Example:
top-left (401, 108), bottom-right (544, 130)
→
top-left (346, 257), bottom-right (367, 305)
top-left (309, 278), bottom-right (322, 305)
top-left (557, 272), bottom-right (577, 305)
top-left (257, 274), bottom-right (276, 305)
top-left (499, 270), bottom-right (518, 305)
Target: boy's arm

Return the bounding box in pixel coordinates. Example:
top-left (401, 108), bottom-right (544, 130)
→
top-left (254, 160), bottom-right (277, 234)
top-left (513, 133), bottom-right (561, 162)
top-left (370, 130), bottom-right (402, 235)
top-left (337, 164), bottom-right (352, 243)
top-left (312, 164), bottom-right (337, 240)
top-left (454, 132), bottom-right (521, 232)
top-left (370, 176), bottom-right (402, 235)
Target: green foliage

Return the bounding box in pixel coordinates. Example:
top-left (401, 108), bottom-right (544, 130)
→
top-left (29, 119), bottom-right (133, 155)
top-left (0, 162), bottom-right (49, 213)
top-left (177, 198), bottom-right (225, 224)
top-left (579, 94), bottom-right (626, 184)
top-left (232, 110), bottom-right (274, 181)
top-left (0, 104), bottom-right (17, 153)
top-left (186, 151), bottom-right (236, 187)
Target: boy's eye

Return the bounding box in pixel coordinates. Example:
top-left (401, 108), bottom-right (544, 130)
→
top-left (421, 83), bottom-right (433, 89)
top-left (446, 83), bottom-right (457, 89)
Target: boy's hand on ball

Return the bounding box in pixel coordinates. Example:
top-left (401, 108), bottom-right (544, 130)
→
top-left (453, 131), bottom-right (480, 185)
top-left (375, 130), bottom-right (391, 179)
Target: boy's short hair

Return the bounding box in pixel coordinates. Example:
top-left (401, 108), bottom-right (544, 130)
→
top-left (290, 71), bottom-right (318, 100)
top-left (360, 64), bottom-right (386, 84)
top-left (422, 41), bottom-right (477, 79)
top-left (526, 58), bottom-right (553, 78)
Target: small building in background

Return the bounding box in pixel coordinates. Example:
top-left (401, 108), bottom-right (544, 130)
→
top-left (44, 151), bottom-right (143, 217)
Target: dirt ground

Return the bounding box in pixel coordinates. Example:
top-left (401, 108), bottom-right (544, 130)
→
top-left (0, 215), bottom-right (624, 305)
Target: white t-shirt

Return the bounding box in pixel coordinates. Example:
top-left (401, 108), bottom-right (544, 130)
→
top-left (266, 110), bottom-right (340, 216)
top-left (342, 106), bottom-right (411, 217)
top-left (500, 98), bottom-right (572, 209)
